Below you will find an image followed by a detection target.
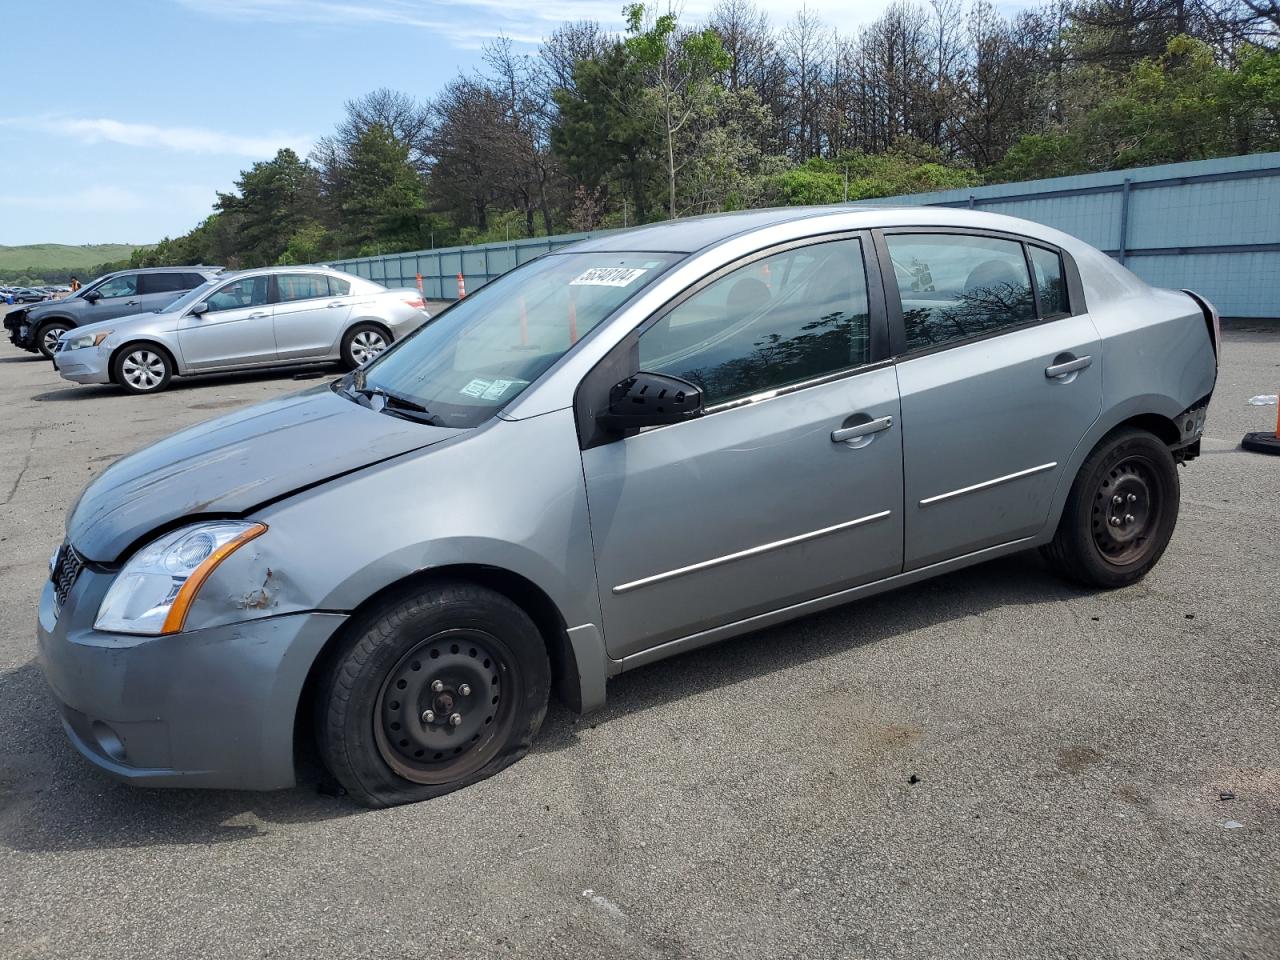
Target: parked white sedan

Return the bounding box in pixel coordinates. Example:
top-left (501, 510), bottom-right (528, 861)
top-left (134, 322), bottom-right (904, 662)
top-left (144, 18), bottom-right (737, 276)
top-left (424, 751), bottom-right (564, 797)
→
top-left (52, 266), bottom-right (431, 394)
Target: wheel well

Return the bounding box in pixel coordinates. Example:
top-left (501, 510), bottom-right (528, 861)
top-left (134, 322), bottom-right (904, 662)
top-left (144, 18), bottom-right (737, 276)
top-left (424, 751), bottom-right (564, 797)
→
top-left (1111, 413), bottom-right (1182, 447)
top-left (293, 565), bottom-right (581, 772)
top-left (346, 319), bottom-right (393, 345)
top-left (108, 340), bottom-right (177, 383)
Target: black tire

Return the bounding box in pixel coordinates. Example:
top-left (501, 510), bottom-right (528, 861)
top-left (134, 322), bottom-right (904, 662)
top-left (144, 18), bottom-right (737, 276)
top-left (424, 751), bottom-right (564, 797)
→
top-left (318, 581), bottom-right (550, 807)
top-left (111, 343), bottom-right (174, 394)
top-left (340, 323), bottom-right (391, 370)
top-left (35, 320), bottom-right (72, 359)
top-left (1041, 428), bottom-right (1180, 589)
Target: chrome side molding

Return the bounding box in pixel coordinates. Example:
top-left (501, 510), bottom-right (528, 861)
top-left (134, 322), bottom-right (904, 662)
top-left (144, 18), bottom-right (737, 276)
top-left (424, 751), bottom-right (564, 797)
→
top-left (613, 510), bottom-right (893, 595)
top-left (919, 462), bottom-right (1058, 507)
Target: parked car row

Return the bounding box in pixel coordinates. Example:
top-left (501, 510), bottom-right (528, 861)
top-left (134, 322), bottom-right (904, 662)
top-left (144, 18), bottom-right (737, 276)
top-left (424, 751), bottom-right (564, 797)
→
top-left (4, 264), bottom-right (431, 393)
top-left (1, 285), bottom-right (64, 304)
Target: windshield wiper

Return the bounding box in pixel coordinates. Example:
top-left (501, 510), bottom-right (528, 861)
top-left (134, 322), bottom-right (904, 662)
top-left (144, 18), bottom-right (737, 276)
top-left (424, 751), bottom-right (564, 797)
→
top-left (341, 378), bottom-right (440, 424)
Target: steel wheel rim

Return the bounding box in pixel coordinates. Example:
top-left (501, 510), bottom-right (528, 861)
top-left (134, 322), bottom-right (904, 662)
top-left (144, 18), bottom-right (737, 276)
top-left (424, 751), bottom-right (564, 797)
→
top-left (373, 627), bottom-right (515, 785)
top-left (350, 330), bottom-right (388, 365)
top-left (121, 350), bottom-right (165, 390)
top-left (1091, 455), bottom-right (1162, 565)
top-left (42, 326), bottom-right (65, 354)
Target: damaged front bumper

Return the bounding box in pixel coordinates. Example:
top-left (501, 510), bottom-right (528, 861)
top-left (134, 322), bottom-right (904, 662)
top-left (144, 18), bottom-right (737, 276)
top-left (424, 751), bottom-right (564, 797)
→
top-left (36, 566), bottom-right (346, 791)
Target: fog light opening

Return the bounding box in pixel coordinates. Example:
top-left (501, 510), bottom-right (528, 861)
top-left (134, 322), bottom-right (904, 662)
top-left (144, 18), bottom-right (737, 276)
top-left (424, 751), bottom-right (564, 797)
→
top-left (90, 721), bottom-right (128, 763)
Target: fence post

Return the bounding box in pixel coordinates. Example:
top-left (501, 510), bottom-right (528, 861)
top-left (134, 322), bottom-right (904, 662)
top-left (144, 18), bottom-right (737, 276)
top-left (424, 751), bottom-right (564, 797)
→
top-left (1118, 177), bottom-right (1132, 265)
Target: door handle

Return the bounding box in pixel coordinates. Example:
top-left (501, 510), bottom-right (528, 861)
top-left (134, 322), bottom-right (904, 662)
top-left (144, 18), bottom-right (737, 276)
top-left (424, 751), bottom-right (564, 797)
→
top-left (125, 299), bottom-right (140, 305)
top-left (831, 415), bottom-right (893, 443)
top-left (248, 311), bottom-right (269, 319)
top-left (326, 301), bottom-right (347, 308)
top-left (1045, 355), bottom-right (1092, 378)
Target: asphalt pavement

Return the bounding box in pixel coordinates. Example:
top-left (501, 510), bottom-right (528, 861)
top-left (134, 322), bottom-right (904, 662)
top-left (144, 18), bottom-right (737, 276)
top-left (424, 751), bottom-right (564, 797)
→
top-left (0, 317), bottom-right (1277, 959)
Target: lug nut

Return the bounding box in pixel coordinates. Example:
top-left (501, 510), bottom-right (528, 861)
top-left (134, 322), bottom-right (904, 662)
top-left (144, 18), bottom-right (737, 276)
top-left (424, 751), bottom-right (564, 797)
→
top-left (1127, 493), bottom-right (1137, 503)
top-left (1109, 516), bottom-right (1122, 526)
top-left (431, 680), bottom-right (444, 693)
top-left (421, 710), bottom-right (435, 723)
top-left (1112, 495), bottom-right (1123, 506)
top-left (449, 712), bottom-right (463, 727)
top-left (458, 683), bottom-right (472, 697)
top-left (1124, 514), bottom-right (1135, 524)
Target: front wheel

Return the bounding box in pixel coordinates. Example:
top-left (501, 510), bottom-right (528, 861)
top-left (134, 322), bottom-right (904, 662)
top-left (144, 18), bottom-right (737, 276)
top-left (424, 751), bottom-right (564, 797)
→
top-left (1041, 428), bottom-right (1180, 589)
top-left (36, 321), bottom-right (71, 359)
top-left (318, 582), bottom-right (550, 807)
top-left (112, 344), bottom-right (174, 394)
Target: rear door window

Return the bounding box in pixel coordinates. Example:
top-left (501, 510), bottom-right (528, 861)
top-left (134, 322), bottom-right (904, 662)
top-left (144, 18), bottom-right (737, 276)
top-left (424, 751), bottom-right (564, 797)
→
top-left (884, 234), bottom-right (1035, 352)
top-left (1029, 245), bottom-right (1070, 317)
top-left (328, 276), bottom-right (352, 296)
top-left (276, 274), bottom-right (330, 303)
top-left (139, 273), bottom-right (186, 295)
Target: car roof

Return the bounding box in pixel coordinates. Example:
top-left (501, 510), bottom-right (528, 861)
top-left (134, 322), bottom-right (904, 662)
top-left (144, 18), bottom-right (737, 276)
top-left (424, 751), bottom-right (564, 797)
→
top-left (563, 205), bottom-right (1075, 255)
top-left (217, 265), bottom-right (345, 280)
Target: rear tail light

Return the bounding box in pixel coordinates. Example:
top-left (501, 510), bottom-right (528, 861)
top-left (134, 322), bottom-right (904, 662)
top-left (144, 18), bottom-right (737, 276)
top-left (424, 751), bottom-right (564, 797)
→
top-left (403, 297), bottom-right (426, 311)
top-left (1182, 289), bottom-right (1221, 368)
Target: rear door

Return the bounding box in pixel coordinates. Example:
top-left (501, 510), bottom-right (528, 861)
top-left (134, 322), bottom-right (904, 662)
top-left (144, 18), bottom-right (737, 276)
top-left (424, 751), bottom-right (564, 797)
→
top-left (136, 272), bottom-right (203, 313)
top-left (272, 273), bottom-right (350, 360)
top-left (581, 234), bottom-right (904, 659)
top-left (177, 275), bottom-right (276, 370)
top-left (878, 229), bottom-right (1102, 570)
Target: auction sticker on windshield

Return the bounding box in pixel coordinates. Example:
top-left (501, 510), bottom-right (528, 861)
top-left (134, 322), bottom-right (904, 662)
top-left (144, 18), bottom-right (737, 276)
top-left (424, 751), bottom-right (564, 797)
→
top-left (570, 267), bottom-right (648, 287)
top-left (460, 378), bottom-right (528, 401)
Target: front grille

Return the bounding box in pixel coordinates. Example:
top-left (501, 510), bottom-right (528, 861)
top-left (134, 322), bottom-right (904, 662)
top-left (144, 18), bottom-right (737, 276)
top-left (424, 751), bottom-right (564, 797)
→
top-left (51, 544), bottom-right (85, 611)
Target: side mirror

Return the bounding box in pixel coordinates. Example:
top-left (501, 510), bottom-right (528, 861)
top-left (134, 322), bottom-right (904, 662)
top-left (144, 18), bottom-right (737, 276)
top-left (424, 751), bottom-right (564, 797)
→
top-left (597, 372), bottom-right (703, 432)
top-left (190, 301), bottom-right (209, 316)
top-left (84, 290), bottom-right (101, 304)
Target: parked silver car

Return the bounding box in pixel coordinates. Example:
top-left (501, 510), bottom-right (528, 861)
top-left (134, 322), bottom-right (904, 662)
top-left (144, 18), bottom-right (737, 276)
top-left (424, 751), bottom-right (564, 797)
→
top-left (52, 265), bottom-right (430, 393)
top-left (37, 207), bottom-right (1218, 806)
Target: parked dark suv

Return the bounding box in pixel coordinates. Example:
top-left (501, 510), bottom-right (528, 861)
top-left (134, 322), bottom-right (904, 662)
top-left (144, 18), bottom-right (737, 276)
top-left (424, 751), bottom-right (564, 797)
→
top-left (5, 266), bottom-right (222, 358)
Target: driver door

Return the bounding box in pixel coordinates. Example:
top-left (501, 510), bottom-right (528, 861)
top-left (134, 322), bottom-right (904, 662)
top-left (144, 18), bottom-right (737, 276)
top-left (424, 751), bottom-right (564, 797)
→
top-left (177, 275), bottom-right (277, 370)
top-left (85, 273), bottom-right (146, 321)
top-left (580, 236), bottom-right (904, 660)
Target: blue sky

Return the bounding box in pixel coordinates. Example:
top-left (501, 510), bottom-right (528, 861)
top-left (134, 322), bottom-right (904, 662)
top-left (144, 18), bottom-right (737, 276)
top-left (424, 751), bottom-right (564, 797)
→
top-left (3, 0), bottom-right (971, 246)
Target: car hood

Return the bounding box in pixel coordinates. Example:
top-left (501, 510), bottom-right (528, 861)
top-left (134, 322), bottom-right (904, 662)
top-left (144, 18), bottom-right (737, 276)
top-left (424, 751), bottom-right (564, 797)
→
top-left (75, 312), bottom-right (170, 338)
top-left (68, 383), bottom-right (458, 561)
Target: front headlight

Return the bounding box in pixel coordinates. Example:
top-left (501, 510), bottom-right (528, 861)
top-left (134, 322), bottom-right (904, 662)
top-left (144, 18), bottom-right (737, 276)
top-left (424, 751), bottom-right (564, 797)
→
top-left (64, 330), bottom-right (112, 350)
top-left (95, 521), bottom-right (266, 635)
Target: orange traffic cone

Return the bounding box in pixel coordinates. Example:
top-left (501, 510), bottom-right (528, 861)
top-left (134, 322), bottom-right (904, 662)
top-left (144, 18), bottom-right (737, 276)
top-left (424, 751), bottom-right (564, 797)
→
top-left (456, 273), bottom-right (467, 299)
top-left (1242, 396), bottom-right (1280, 455)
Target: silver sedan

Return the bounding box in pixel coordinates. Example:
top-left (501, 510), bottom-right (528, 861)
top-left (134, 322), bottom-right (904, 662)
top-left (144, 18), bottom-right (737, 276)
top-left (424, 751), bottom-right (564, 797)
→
top-left (52, 265), bottom-right (431, 393)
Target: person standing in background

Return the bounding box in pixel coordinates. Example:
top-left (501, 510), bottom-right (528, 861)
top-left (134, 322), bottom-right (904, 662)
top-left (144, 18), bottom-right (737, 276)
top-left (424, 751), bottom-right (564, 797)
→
top-left (68, 276), bottom-right (81, 293)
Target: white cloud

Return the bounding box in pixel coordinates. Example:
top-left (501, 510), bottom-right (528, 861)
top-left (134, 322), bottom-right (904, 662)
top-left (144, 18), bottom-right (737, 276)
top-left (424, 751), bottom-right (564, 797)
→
top-left (0, 185), bottom-right (146, 213)
top-left (174, 0), bottom-right (900, 49)
top-left (0, 116), bottom-right (310, 158)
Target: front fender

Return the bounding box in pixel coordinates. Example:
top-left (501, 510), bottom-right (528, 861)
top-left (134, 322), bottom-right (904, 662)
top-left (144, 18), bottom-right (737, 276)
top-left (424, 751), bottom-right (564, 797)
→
top-left (187, 408), bottom-right (602, 635)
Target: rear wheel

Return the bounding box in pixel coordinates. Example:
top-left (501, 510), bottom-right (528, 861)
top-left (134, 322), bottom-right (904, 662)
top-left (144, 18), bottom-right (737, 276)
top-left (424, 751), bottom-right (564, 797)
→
top-left (36, 321), bottom-right (71, 359)
top-left (1041, 428), bottom-right (1179, 588)
top-left (341, 323), bottom-right (390, 369)
top-left (318, 582), bottom-right (550, 807)
top-left (112, 344), bottom-right (174, 394)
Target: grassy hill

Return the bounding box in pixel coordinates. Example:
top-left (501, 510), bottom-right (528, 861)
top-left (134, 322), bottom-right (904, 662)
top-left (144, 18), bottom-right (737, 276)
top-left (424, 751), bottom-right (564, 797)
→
top-left (0, 243), bottom-right (148, 275)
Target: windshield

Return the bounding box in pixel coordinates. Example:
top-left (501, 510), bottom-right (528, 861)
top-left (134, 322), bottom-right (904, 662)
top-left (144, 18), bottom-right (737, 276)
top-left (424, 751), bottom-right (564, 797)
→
top-left (352, 251), bottom-right (681, 427)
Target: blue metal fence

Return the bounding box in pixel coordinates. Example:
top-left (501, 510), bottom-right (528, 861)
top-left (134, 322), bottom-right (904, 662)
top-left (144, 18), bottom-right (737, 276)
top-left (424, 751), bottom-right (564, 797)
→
top-left (329, 151), bottom-right (1280, 317)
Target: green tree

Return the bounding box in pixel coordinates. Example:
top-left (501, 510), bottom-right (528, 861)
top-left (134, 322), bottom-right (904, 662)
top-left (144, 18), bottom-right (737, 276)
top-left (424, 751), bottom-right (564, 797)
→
top-left (552, 39), bottom-right (660, 223)
top-left (215, 148), bottom-right (321, 267)
top-left (623, 3), bottom-right (731, 219)
top-left (333, 123), bottom-right (431, 255)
